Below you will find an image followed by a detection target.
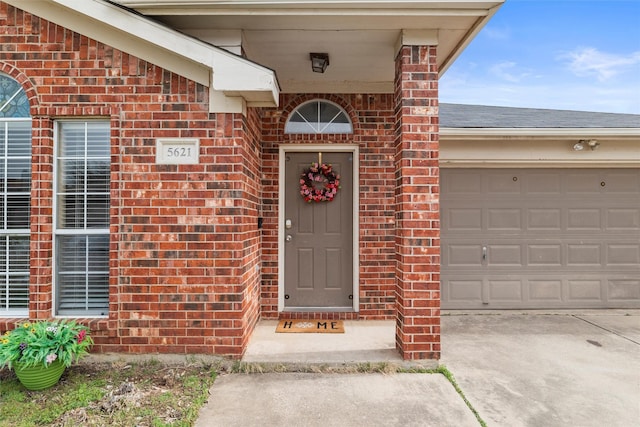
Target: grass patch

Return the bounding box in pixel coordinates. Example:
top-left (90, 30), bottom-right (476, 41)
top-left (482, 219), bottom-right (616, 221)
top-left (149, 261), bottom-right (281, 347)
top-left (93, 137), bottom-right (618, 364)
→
top-left (0, 360), bottom-right (217, 427)
top-left (436, 365), bottom-right (486, 427)
top-left (395, 365), bottom-right (486, 427)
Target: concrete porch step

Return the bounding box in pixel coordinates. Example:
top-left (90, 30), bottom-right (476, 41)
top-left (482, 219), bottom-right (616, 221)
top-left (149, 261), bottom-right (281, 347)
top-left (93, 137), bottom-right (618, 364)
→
top-left (243, 320), bottom-right (438, 370)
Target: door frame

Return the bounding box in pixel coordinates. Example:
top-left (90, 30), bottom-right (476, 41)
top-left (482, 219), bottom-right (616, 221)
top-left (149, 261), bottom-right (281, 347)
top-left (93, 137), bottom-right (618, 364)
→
top-left (278, 144), bottom-right (360, 312)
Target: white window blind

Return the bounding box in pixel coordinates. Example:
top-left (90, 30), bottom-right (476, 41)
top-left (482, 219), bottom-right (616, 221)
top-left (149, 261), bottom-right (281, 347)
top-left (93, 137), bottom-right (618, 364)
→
top-left (55, 121), bottom-right (110, 316)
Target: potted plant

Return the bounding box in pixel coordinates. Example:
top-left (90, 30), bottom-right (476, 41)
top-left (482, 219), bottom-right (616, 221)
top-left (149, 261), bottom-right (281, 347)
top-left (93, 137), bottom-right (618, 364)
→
top-left (0, 319), bottom-right (93, 390)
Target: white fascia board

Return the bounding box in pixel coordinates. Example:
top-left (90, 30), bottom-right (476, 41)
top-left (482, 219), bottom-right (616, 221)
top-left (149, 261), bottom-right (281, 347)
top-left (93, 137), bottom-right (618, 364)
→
top-left (438, 2), bottom-right (502, 74)
top-left (441, 127), bottom-right (640, 140)
top-left (5, 0), bottom-right (279, 112)
top-left (119, 1), bottom-right (503, 12)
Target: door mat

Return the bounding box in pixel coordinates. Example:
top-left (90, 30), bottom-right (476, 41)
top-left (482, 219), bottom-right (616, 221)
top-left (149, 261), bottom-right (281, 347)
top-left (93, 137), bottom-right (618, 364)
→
top-left (276, 319), bottom-right (345, 333)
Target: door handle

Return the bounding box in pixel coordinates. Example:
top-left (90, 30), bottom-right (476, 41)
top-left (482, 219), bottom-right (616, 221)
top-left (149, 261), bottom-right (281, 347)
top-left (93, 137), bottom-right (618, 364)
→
top-left (286, 234), bottom-right (293, 242)
top-left (482, 246), bottom-right (487, 261)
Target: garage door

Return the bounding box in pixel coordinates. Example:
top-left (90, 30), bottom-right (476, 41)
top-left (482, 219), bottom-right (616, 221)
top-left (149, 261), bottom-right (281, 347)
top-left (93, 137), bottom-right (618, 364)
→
top-left (441, 169), bottom-right (640, 309)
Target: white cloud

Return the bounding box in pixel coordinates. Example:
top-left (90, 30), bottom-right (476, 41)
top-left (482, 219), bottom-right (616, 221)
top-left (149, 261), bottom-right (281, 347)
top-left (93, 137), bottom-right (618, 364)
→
top-left (560, 47), bottom-right (640, 82)
top-left (489, 61), bottom-right (533, 83)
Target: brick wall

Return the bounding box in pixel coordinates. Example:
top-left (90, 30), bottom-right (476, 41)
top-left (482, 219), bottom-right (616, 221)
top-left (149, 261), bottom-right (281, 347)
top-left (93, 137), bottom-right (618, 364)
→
top-left (261, 93), bottom-right (398, 320)
top-left (0, 2), bottom-right (442, 360)
top-left (393, 45), bottom-right (441, 360)
top-left (0, 3), bottom-right (260, 357)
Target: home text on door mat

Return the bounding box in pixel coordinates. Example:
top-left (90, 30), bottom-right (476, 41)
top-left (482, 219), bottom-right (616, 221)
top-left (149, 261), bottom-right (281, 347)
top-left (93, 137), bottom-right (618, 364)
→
top-left (276, 319), bottom-right (345, 333)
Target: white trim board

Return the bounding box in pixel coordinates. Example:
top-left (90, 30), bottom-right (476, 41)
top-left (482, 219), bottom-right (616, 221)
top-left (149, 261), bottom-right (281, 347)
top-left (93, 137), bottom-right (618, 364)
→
top-left (4, 0), bottom-right (279, 113)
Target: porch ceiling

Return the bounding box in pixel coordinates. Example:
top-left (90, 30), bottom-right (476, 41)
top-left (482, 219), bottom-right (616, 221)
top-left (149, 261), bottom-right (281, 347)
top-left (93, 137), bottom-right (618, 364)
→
top-left (114, 0), bottom-right (504, 93)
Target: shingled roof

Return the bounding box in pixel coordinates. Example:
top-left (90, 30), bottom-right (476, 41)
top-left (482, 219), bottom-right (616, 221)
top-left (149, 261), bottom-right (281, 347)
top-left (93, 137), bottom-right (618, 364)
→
top-left (440, 103), bottom-right (640, 129)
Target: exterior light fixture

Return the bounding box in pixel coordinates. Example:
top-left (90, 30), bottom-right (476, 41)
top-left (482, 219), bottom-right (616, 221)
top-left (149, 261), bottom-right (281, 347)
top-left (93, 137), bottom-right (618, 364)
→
top-left (573, 139), bottom-right (600, 151)
top-left (573, 141), bottom-right (585, 151)
top-left (310, 53), bottom-right (329, 73)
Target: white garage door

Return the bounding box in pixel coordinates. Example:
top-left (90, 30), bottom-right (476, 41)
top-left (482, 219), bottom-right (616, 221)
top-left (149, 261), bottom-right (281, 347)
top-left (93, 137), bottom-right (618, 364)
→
top-left (441, 168), bottom-right (640, 309)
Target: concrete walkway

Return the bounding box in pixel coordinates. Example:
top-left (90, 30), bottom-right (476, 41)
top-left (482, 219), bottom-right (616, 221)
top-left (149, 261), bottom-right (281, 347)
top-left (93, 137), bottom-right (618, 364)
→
top-left (196, 311), bottom-right (640, 427)
top-left (197, 372), bottom-right (478, 427)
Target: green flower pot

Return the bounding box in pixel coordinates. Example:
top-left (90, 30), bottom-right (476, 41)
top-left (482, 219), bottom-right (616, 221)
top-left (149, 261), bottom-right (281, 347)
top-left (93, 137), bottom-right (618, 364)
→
top-left (14, 360), bottom-right (65, 390)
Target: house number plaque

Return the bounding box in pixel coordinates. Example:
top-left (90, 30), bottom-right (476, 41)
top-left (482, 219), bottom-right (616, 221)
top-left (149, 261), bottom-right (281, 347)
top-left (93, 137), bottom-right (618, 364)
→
top-left (156, 138), bottom-right (199, 165)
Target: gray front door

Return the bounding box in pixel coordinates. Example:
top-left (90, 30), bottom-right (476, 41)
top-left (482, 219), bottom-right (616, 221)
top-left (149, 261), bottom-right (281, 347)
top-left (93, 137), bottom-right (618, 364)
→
top-left (284, 151), bottom-right (353, 309)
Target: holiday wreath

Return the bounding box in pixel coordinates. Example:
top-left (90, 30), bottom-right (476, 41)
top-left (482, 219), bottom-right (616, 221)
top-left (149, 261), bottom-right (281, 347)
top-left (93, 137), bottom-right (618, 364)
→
top-left (300, 162), bottom-right (340, 202)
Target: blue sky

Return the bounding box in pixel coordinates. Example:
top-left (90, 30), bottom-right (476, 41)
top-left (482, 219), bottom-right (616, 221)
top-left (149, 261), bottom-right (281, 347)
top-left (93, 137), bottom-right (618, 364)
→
top-left (440, 0), bottom-right (640, 114)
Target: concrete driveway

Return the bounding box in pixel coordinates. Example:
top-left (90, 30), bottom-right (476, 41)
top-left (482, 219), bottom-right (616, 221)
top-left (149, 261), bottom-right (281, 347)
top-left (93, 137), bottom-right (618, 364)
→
top-left (441, 311), bottom-right (640, 427)
top-left (195, 312), bottom-right (639, 426)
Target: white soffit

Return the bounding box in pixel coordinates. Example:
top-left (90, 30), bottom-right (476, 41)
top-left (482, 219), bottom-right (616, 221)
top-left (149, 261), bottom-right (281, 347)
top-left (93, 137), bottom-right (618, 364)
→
top-left (114, 0), bottom-right (504, 93)
top-left (3, 0), bottom-right (280, 113)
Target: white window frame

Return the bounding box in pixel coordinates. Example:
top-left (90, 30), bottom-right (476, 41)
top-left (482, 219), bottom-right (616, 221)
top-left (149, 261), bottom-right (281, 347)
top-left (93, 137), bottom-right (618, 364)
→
top-left (53, 120), bottom-right (110, 317)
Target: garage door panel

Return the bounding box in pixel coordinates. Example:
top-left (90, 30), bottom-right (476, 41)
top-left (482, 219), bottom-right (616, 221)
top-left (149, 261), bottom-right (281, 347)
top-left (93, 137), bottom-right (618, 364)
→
top-left (442, 168), bottom-right (640, 309)
top-left (448, 172), bottom-right (483, 193)
top-left (448, 208), bottom-right (482, 230)
top-left (607, 244), bottom-right (640, 265)
top-left (448, 280), bottom-right (483, 302)
top-left (447, 244), bottom-right (483, 266)
top-left (568, 208), bottom-right (602, 229)
top-left (568, 280), bottom-right (602, 301)
top-left (602, 172), bottom-right (640, 192)
top-left (489, 280), bottom-right (522, 301)
top-left (488, 208), bottom-right (521, 230)
top-left (487, 172), bottom-right (521, 193)
top-left (566, 172), bottom-right (603, 193)
top-left (526, 172), bottom-right (562, 193)
top-left (529, 280), bottom-right (563, 301)
top-left (606, 208), bottom-right (640, 229)
top-left (528, 244), bottom-right (562, 265)
top-left (528, 209), bottom-right (562, 230)
top-left (608, 280), bottom-right (640, 300)
top-left (567, 244), bottom-right (601, 266)
top-left (488, 244), bottom-right (522, 266)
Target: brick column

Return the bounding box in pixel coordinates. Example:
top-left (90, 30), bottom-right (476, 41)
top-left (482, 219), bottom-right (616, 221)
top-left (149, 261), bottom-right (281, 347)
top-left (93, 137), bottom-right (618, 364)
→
top-left (393, 45), bottom-right (441, 360)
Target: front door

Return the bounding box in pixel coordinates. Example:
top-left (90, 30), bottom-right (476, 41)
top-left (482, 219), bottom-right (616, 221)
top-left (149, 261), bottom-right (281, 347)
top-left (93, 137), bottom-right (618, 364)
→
top-left (284, 151), bottom-right (353, 309)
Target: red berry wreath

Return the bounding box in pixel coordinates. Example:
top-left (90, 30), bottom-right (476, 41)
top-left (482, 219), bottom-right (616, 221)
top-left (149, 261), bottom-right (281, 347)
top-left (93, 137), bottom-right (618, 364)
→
top-left (299, 162), bottom-right (340, 202)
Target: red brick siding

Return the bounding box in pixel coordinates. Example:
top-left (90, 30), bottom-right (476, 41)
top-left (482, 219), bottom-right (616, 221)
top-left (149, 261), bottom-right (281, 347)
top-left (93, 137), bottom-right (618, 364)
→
top-left (261, 94), bottom-right (398, 320)
top-left (0, 3), bottom-right (258, 358)
top-left (393, 45), bottom-right (441, 360)
top-left (237, 107), bottom-right (263, 351)
top-left (0, 3), bottom-right (443, 361)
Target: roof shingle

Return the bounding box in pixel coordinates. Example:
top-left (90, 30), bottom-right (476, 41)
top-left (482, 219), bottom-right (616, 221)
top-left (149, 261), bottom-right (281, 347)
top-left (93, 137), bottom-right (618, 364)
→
top-left (440, 103), bottom-right (640, 129)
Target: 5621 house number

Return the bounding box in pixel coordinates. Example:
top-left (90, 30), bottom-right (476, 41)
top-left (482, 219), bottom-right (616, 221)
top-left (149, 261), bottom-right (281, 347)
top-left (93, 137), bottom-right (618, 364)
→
top-left (156, 138), bottom-right (200, 165)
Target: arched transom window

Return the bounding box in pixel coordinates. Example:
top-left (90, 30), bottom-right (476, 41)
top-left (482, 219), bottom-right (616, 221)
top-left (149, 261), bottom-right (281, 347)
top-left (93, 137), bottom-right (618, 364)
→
top-left (0, 74), bottom-right (30, 118)
top-left (285, 100), bottom-right (352, 134)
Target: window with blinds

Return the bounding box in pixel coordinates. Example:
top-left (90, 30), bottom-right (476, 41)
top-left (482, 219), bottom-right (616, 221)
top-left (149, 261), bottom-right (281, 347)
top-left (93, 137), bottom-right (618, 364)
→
top-left (0, 73), bottom-right (31, 316)
top-left (55, 121), bottom-right (110, 316)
